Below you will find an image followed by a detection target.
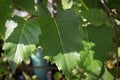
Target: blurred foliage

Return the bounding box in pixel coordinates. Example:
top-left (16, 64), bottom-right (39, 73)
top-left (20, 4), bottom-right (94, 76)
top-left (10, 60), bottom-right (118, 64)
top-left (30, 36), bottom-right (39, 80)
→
top-left (0, 0), bottom-right (120, 80)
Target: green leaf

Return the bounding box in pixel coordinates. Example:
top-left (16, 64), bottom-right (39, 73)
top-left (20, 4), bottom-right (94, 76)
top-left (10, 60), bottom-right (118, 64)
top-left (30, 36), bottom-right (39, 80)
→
top-left (53, 52), bottom-right (80, 78)
top-left (85, 73), bottom-right (98, 80)
top-left (0, 0), bottom-right (12, 37)
top-left (100, 68), bottom-right (114, 80)
top-left (85, 60), bottom-right (102, 76)
top-left (79, 41), bottom-right (102, 79)
top-left (5, 18), bottom-right (41, 44)
top-left (55, 10), bottom-right (84, 52)
top-left (62, 0), bottom-right (73, 10)
top-left (81, 8), bottom-right (111, 26)
top-left (39, 10), bottom-right (84, 56)
top-left (4, 43), bottom-right (36, 71)
top-left (38, 10), bottom-right (84, 78)
top-left (87, 25), bottom-right (114, 61)
top-left (3, 17), bottom-right (41, 70)
top-left (79, 41), bottom-right (95, 65)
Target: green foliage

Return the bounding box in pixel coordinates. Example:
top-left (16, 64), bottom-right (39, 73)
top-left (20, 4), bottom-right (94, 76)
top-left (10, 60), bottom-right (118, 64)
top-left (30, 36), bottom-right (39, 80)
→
top-left (0, 0), bottom-right (120, 80)
top-left (38, 10), bottom-right (84, 56)
top-left (53, 52), bottom-right (80, 79)
top-left (3, 17), bottom-right (41, 71)
top-left (79, 41), bottom-right (103, 80)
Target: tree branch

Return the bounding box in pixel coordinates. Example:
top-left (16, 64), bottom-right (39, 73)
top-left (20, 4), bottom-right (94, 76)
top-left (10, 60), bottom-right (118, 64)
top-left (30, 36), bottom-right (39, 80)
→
top-left (100, 0), bottom-right (120, 78)
top-left (12, 0), bottom-right (38, 19)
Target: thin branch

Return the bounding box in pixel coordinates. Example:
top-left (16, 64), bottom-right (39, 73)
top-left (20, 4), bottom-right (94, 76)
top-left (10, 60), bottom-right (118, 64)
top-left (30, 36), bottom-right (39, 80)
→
top-left (19, 65), bottom-right (58, 71)
top-left (34, 66), bottom-right (58, 70)
top-left (12, 0), bottom-right (38, 19)
top-left (12, 0), bottom-right (27, 12)
top-left (100, 0), bottom-right (119, 78)
top-left (100, 0), bottom-right (120, 31)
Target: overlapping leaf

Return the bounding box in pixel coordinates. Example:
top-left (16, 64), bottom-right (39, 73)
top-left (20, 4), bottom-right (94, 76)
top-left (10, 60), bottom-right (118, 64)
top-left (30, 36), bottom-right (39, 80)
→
top-left (38, 10), bottom-right (84, 78)
top-left (3, 17), bottom-right (41, 70)
top-left (100, 68), bottom-right (114, 80)
top-left (53, 52), bottom-right (80, 78)
top-left (79, 41), bottom-right (103, 79)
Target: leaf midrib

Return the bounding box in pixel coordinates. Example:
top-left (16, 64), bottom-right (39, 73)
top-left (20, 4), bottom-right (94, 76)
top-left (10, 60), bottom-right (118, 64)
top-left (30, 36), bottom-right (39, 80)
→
top-left (18, 20), bottom-right (28, 44)
top-left (53, 18), bottom-right (70, 77)
top-left (13, 20), bottom-right (28, 62)
top-left (53, 19), bottom-right (64, 52)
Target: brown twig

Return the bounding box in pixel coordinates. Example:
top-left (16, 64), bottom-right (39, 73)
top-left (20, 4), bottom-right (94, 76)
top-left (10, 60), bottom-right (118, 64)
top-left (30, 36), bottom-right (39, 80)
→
top-left (100, 0), bottom-right (119, 78)
top-left (19, 65), bottom-right (58, 71)
top-left (12, 0), bottom-right (39, 19)
top-left (34, 66), bottom-right (58, 70)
